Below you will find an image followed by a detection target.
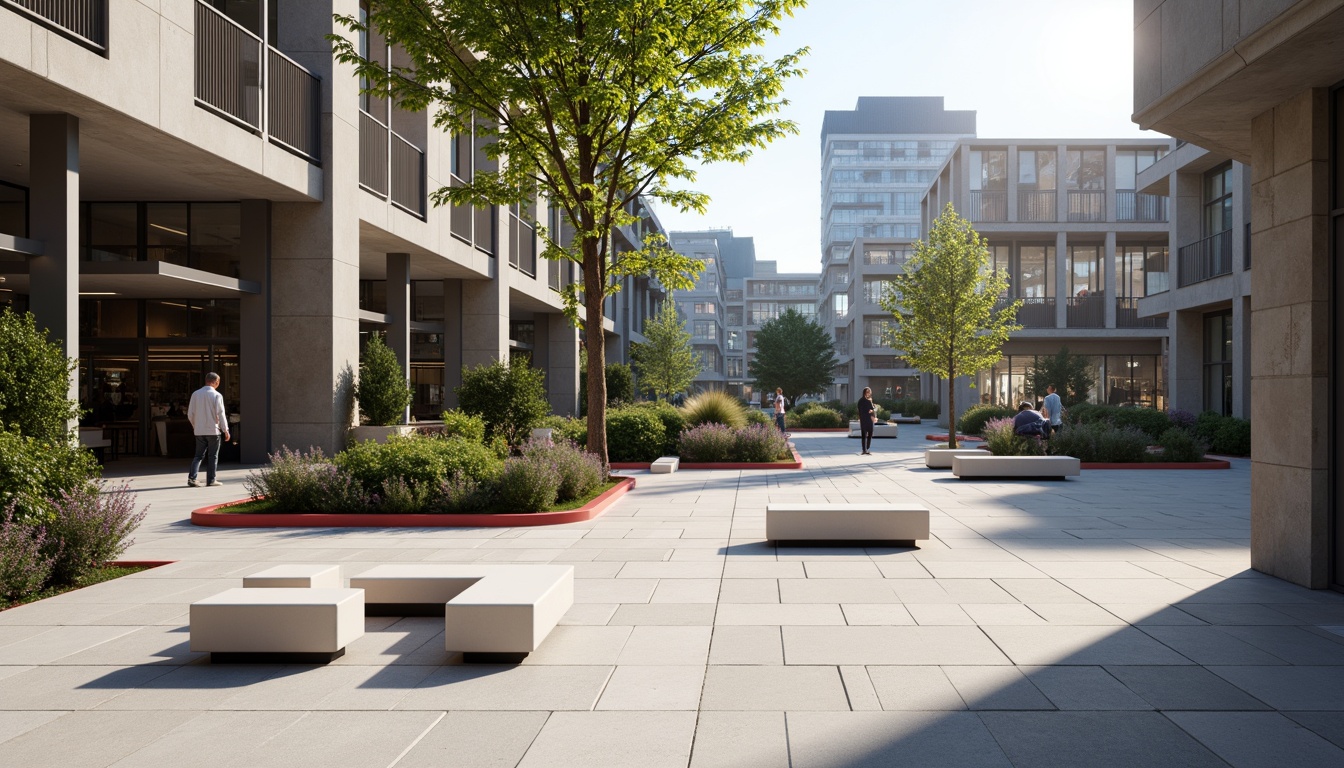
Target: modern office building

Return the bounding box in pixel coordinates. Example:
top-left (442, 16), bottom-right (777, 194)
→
top-left (918, 138), bottom-right (1176, 420)
top-left (1133, 146), bottom-right (1252, 420)
top-left (818, 97), bottom-right (975, 402)
top-left (1131, 0), bottom-right (1344, 589)
top-left (0, 1), bottom-right (654, 462)
top-left (742, 261), bottom-right (821, 403)
top-left (669, 229), bottom-right (763, 398)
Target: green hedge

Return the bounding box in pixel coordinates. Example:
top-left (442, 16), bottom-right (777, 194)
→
top-left (958, 405), bottom-right (1017, 436)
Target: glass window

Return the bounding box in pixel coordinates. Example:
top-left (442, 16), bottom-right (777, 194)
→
top-left (1018, 150), bottom-right (1057, 190)
top-left (412, 280), bottom-right (444, 322)
top-left (146, 204), bottom-right (190, 267)
top-left (0, 182), bottom-right (25, 237)
top-left (190, 203), bottom-right (241, 277)
top-left (1069, 245), bottom-right (1102, 296)
top-left (1203, 311), bottom-right (1233, 415)
top-left (1204, 163), bottom-right (1233, 236)
top-left (971, 150), bottom-right (1008, 191)
top-left (79, 299), bottom-right (138, 338)
top-left (1066, 150), bottom-right (1107, 190)
top-left (86, 203), bottom-right (138, 261)
top-left (1018, 245), bottom-right (1055, 298)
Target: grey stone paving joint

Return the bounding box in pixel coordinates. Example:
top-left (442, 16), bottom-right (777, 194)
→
top-left (1, 426), bottom-right (1341, 767)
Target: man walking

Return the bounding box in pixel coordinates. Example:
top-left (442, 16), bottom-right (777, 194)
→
top-left (1041, 384), bottom-right (1063, 440)
top-left (187, 372), bottom-right (230, 487)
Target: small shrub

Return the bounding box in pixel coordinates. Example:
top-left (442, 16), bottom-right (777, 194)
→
top-left (376, 476), bottom-right (429, 515)
top-left (335, 435), bottom-right (503, 498)
top-left (880, 398), bottom-right (940, 419)
top-left (42, 482), bottom-right (146, 586)
top-left (1158, 428), bottom-right (1207, 463)
top-left (497, 453), bottom-right (561, 512)
top-left (0, 514), bottom-right (54, 602)
top-left (1066, 403), bottom-right (1110, 425)
top-left (821, 399), bottom-right (845, 413)
top-left (606, 409), bottom-right (666, 462)
top-left (0, 308), bottom-right (83, 442)
top-left (958, 405), bottom-right (1018, 436)
top-left (429, 475), bottom-right (497, 514)
top-left (791, 407), bottom-right (845, 428)
top-left (677, 423), bottom-right (736, 463)
top-left (1194, 411), bottom-right (1225, 442)
top-left (983, 417), bottom-right (1044, 456)
top-left (0, 428), bottom-right (100, 525)
top-left (354, 335), bottom-right (413, 426)
top-left (1167, 409), bottom-right (1197, 432)
top-left (522, 439), bottom-right (606, 502)
top-left (1110, 408), bottom-right (1171, 441)
top-left (743, 408), bottom-right (772, 427)
top-left (457, 359), bottom-right (550, 446)
top-left (1212, 418), bottom-right (1251, 456)
top-left (1095, 425), bottom-right (1151, 463)
top-left (792, 401), bottom-right (819, 416)
top-left (538, 415), bottom-right (588, 447)
top-left (439, 409), bottom-right (486, 443)
top-left (622, 402), bottom-right (685, 456)
top-left (605, 363), bottom-right (634, 404)
top-left (681, 390), bottom-right (748, 428)
top-left (732, 423), bottom-right (791, 462)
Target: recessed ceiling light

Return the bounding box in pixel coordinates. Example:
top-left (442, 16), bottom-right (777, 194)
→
top-left (79, 291), bottom-right (118, 296)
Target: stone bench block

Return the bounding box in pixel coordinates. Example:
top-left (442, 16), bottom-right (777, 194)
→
top-left (767, 503), bottom-right (929, 546)
top-left (190, 587), bottom-right (364, 664)
top-left (243, 564), bottom-right (342, 589)
top-left (848, 422), bottom-right (899, 438)
top-left (925, 447), bottom-right (988, 469)
top-left (952, 454), bottom-right (1081, 479)
top-left (350, 564), bottom-right (574, 663)
top-left (651, 457), bottom-right (680, 474)
top-left (889, 415), bottom-right (922, 424)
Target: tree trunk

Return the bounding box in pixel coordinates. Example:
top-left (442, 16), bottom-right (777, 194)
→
top-left (582, 238), bottom-right (609, 467)
top-left (947, 365), bottom-right (957, 450)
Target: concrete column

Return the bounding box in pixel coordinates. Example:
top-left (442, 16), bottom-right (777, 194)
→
top-left (1170, 309), bottom-right (1202, 414)
top-left (27, 113), bottom-right (79, 420)
top-left (461, 269), bottom-right (509, 369)
top-left (1006, 145), bottom-right (1019, 223)
top-left (1105, 145), bottom-right (1118, 222)
top-left (269, 0), bottom-right (362, 454)
top-left (1232, 295), bottom-right (1251, 419)
top-left (386, 252), bottom-right (411, 424)
top-left (1056, 145), bottom-right (1069, 222)
top-left (545, 314), bottom-right (579, 416)
top-left (442, 279), bottom-right (464, 408)
top-left (1247, 89), bottom-right (1331, 588)
top-left (238, 200), bottom-right (271, 463)
top-left (1104, 231), bottom-right (1117, 328)
top-left (1054, 232), bottom-right (1068, 328)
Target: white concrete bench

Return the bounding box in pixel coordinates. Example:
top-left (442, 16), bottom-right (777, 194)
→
top-left (952, 454), bottom-right (1081, 479)
top-left (349, 564), bottom-right (574, 663)
top-left (925, 447), bottom-right (988, 469)
top-left (190, 587), bottom-right (364, 664)
top-left (849, 421), bottom-right (899, 438)
top-left (766, 503), bottom-right (929, 546)
top-left (889, 415), bottom-right (922, 424)
top-left (244, 564), bottom-right (342, 589)
top-left (651, 456), bottom-right (679, 474)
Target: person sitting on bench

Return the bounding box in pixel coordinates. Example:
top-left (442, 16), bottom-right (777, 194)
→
top-left (1012, 402), bottom-right (1047, 438)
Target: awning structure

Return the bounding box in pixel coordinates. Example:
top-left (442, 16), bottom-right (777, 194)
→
top-left (0, 259), bottom-right (260, 299)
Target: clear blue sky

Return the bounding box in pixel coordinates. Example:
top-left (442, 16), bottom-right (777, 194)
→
top-left (654, 0), bottom-right (1156, 273)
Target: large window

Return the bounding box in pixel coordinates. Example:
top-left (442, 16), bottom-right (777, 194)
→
top-left (0, 181), bottom-right (26, 237)
top-left (1018, 150), bottom-right (1057, 222)
top-left (1204, 163), bottom-right (1233, 236)
top-left (971, 151), bottom-right (1008, 191)
top-left (862, 279), bottom-right (897, 305)
top-left (1118, 244), bottom-right (1168, 298)
top-left (1066, 150), bottom-right (1107, 190)
top-left (1019, 245), bottom-right (1056, 299)
top-left (692, 321), bottom-right (717, 341)
top-left (83, 202), bottom-right (242, 278)
top-left (1068, 245), bottom-right (1103, 297)
top-left (1204, 310), bottom-right (1233, 416)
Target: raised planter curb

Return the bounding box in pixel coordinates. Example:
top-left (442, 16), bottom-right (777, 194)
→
top-left (190, 476), bottom-right (636, 529)
top-left (612, 448), bottom-right (803, 471)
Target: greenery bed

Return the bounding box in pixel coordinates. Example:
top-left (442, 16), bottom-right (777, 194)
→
top-left (1, 565), bottom-right (150, 612)
top-left (221, 480), bottom-right (621, 516)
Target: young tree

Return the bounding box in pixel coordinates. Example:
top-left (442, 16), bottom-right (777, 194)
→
top-left (334, 1), bottom-right (807, 464)
top-left (1026, 347), bottom-right (1096, 407)
top-left (354, 335), bottom-right (414, 426)
top-left (631, 302), bottom-right (701, 401)
top-left (879, 204), bottom-right (1020, 449)
top-left (0, 308), bottom-right (81, 441)
top-left (748, 309), bottom-right (837, 406)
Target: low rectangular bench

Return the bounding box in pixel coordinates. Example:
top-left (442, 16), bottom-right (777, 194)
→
top-left (889, 415), bottom-right (922, 424)
top-left (766, 503), bottom-right (929, 546)
top-left (190, 587), bottom-right (364, 664)
top-left (848, 422), bottom-right (899, 439)
top-left (951, 454), bottom-right (1081, 479)
top-left (651, 457), bottom-right (679, 474)
top-left (350, 564), bottom-right (574, 663)
top-left (925, 447), bottom-right (988, 469)
top-left (244, 564), bottom-right (342, 589)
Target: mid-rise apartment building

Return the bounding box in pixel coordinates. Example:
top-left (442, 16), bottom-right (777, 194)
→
top-left (669, 229), bottom-right (763, 398)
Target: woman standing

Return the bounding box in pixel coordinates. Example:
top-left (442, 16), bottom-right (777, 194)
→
top-left (857, 387), bottom-right (876, 455)
top-left (773, 387), bottom-right (787, 434)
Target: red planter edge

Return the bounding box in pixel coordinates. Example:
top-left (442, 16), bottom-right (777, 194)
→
top-left (611, 448), bottom-right (803, 471)
top-left (190, 476), bottom-right (637, 528)
top-left (106, 561), bottom-right (175, 568)
top-left (1081, 458), bottom-right (1232, 470)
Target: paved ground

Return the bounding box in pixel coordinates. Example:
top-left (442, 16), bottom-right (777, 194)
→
top-left (2, 426), bottom-right (1343, 767)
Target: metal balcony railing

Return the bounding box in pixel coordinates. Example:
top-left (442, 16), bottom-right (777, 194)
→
top-left (969, 190), bottom-right (1007, 222)
top-left (996, 297), bottom-right (1056, 328)
top-left (509, 215), bottom-right (537, 276)
top-left (1116, 190), bottom-right (1167, 222)
top-left (448, 175), bottom-right (473, 243)
top-left (1066, 295), bottom-right (1105, 328)
top-left (390, 132), bottom-right (426, 218)
top-left (1018, 190), bottom-right (1056, 222)
top-left (267, 47), bottom-right (320, 162)
top-left (1115, 297), bottom-right (1167, 328)
top-left (195, 1), bottom-right (262, 130)
top-left (3, 0), bottom-right (106, 52)
top-left (1067, 190), bottom-right (1106, 222)
top-left (1178, 229), bottom-right (1233, 287)
top-left (358, 110), bottom-right (389, 197)
top-left (1244, 222), bottom-right (1251, 269)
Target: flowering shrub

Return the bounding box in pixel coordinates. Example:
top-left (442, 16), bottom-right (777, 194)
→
top-left (983, 417), bottom-right (1044, 457)
top-left (246, 447), bottom-right (369, 514)
top-left (41, 482), bottom-right (146, 586)
top-left (1048, 422), bottom-right (1150, 463)
top-left (1158, 428), bottom-right (1207, 463)
top-left (0, 514), bottom-right (53, 602)
top-left (498, 453), bottom-right (562, 512)
top-left (733, 423), bottom-right (791, 462)
top-left (1167, 409), bottom-right (1197, 432)
top-left (522, 439), bottom-right (606, 501)
top-left (677, 423), bottom-right (736, 462)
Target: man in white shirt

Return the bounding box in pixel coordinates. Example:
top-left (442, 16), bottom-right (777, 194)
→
top-left (187, 372), bottom-right (230, 487)
top-left (1041, 384), bottom-right (1063, 440)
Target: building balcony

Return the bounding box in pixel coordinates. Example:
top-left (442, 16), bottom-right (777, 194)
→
top-left (2, 0), bottom-right (106, 53)
top-left (1066, 190), bottom-right (1105, 222)
top-left (358, 110), bottom-right (426, 218)
top-left (1178, 229), bottom-right (1233, 287)
top-left (1017, 190), bottom-right (1056, 222)
top-left (969, 190), bottom-right (1007, 222)
top-left (1066, 295), bottom-right (1105, 328)
top-left (996, 297), bottom-right (1056, 329)
top-left (1116, 190), bottom-right (1167, 223)
top-left (1116, 297), bottom-right (1167, 329)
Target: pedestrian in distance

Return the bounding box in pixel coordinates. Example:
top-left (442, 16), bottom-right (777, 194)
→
top-left (773, 387), bottom-right (787, 434)
top-left (187, 372), bottom-right (230, 488)
top-left (857, 386), bottom-right (877, 455)
top-left (1041, 384), bottom-right (1063, 440)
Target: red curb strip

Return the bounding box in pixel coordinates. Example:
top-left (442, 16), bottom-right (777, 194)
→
top-left (1081, 459), bottom-right (1231, 470)
top-left (190, 476), bottom-right (637, 528)
top-left (106, 561), bottom-right (175, 568)
top-left (611, 448), bottom-right (803, 471)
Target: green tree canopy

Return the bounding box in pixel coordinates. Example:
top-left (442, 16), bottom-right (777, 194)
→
top-left (631, 302), bottom-right (701, 401)
top-left (879, 204), bottom-right (1020, 449)
top-left (456, 358), bottom-right (550, 446)
top-left (0, 308), bottom-right (81, 441)
top-left (334, 1), bottom-right (807, 463)
top-left (748, 308), bottom-right (837, 406)
top-left (1026, 347), bottom-right (1096, 408)
top-left (354, 335), bottom-right (414, 426)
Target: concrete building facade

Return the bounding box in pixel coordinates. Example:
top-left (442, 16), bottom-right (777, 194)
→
top-left (0, 1), bottom-right (651, 462)
top-left (1131, 0), bottom-right (1344, 589)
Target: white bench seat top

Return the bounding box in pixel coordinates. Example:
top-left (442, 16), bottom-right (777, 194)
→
top-left (190, 588), bottom-right (365, 655)
top-left (952, 454), bottom-right (1081, 478)
top-left (767, 503), bottom-right (929, 542)
top-left (351, 564), bottom-right (573, 604)
top-left (244, 564), bottom-right (342, 589)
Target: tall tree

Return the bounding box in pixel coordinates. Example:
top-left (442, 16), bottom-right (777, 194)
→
top-left (748, 308), bottom-right (837, 406)
top-left (1026, 347), bottom-right (1096, 408)
top-left (631, 301), bottom-right (701, 400)
top-left (879, 204), bottom-right (1020, 449)
top-left (333, 1), bottom-right (807, 464)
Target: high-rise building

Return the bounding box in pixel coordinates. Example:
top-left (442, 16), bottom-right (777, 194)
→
top-left (669, 229), bottom-right (761, 398)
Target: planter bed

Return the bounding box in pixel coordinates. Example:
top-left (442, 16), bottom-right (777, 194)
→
top-left (1, 561), bottom-right (172, 612)
top-left (612, 448), bottom-right (803, 471)
top-left (191, 476), bottom-right (636, 529)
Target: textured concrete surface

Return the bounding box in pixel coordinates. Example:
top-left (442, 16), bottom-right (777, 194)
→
top-left (2, 426), bottom-right (1342, 767)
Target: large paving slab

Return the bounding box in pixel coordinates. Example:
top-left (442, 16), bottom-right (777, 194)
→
top-left (2, 427), bottom-right (1342, 765)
